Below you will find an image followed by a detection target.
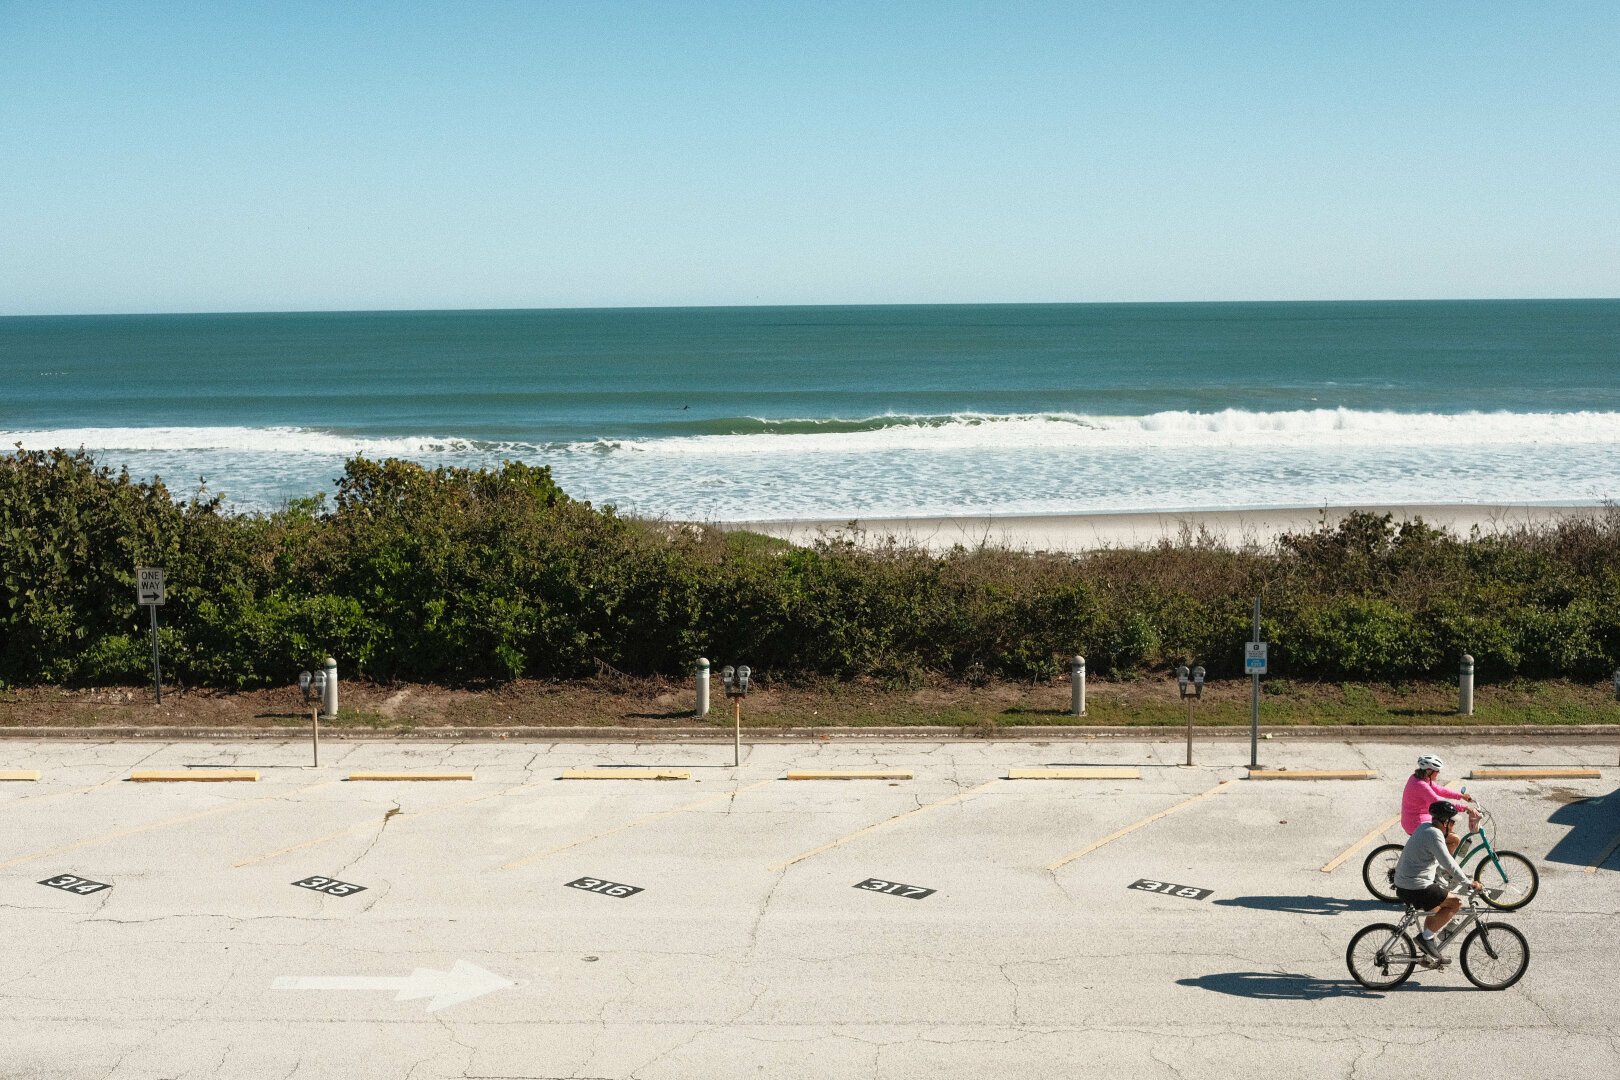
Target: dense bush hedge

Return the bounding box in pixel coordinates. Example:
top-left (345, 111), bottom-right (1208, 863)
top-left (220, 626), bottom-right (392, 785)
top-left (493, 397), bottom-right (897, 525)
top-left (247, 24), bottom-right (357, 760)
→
top-left (5, 448), bottom-right (1620, 688)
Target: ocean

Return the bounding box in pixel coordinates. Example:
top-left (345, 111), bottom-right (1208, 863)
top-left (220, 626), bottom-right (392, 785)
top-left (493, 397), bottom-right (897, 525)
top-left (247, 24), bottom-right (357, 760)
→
top-left (3, 300), bottom-right (1618, 520)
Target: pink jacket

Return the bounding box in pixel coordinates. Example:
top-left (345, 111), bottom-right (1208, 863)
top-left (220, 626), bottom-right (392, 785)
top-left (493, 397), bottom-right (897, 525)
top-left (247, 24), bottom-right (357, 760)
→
top-left (1402, 774), bottom-right (1466, 835)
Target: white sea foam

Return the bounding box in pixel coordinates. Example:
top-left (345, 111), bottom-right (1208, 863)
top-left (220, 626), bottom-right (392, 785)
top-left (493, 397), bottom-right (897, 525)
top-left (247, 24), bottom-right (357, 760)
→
top-left (7, 410), bottom-right (1617, 459)
top-left (577, 409), bottom-right (1620, 456)
top-left (1, 426), bottom-right (483, 455)
top-left (6, 412), bottom-right (1617, 520)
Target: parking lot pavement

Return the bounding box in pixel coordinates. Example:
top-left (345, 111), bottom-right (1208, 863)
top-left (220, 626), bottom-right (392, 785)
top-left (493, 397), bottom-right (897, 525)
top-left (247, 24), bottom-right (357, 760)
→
top-left (1, 736), bottom-right (1616, 1079)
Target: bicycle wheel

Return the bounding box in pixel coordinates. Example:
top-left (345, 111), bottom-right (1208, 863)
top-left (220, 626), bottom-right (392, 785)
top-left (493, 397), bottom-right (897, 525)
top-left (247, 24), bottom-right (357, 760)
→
top-left (1346, 923), bottom-right (1418, 990)
top-left (1459, 922), bottom-right (1529, 990)
top-left (1473, 850), bottom-right (1539, 910)
top-left (1361, 844), bottom-right (1404, 903)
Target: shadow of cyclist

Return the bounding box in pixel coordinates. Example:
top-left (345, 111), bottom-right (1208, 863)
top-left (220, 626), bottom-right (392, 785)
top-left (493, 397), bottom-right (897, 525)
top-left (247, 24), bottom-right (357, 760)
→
top-left (1178, 971), bottom-right (1462, 999)
top-left (1211, 894), bottom-right (1389, 916)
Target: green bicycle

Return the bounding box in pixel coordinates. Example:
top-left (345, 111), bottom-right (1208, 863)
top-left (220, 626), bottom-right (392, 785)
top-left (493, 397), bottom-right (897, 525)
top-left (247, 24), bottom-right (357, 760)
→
top-left (1361, 799), bottom-right (1538, 910)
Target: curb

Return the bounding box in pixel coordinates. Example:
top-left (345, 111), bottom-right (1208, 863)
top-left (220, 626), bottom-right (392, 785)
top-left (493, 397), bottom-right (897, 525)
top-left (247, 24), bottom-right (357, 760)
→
top-left (0, 724), bottom-right (1617, 741)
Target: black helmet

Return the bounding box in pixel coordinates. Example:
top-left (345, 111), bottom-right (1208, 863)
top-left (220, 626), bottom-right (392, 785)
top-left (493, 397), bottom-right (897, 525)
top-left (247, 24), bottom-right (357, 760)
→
top-left (1429, 799), bottom-right (1459, 821)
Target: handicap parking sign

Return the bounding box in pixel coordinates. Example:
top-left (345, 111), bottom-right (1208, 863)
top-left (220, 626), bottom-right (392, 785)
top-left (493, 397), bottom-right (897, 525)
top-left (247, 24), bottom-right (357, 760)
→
top-left (1245, 642), bottom-right (1268, 674)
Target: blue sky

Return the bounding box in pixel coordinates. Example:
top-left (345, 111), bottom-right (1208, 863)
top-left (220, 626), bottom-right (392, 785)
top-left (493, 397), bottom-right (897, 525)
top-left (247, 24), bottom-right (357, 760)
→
top-left (2, 2), bottom-right (1616, 313)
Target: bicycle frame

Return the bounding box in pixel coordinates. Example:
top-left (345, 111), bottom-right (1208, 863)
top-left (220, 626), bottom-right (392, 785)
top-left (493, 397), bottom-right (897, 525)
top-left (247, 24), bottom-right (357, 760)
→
top-left (1379, 893), bottom-right (1494, 961)
top-left (1455, 807), bottom-right (1510, 881)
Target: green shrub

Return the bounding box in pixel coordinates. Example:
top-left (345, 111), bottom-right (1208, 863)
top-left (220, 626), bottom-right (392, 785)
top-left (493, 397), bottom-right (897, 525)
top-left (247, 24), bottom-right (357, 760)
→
top-left (6, 449), bottom-right (1620, 687)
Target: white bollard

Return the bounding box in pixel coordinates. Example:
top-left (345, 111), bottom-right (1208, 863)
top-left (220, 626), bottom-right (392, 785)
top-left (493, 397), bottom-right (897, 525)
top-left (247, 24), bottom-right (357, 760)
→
top-left (1458, 654), bottom-right (1474, 716)
top-left (1070, 654), bottom-right (1086, 716)
top-left (695, 657), bottom-right (711, 719)
top-left (1612, 668), bottom-right (1620, 701)
top-left (321, 656), bottom-right (339, 719)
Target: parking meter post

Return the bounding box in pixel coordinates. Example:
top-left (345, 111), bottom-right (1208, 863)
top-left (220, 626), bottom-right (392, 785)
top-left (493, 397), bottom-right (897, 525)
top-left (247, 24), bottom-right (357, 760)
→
top-left (1186, 696), bottom-right (1194, 766)
top-left (1070, 655), bottom-right (1086, 717)
top-left (695, 657), bottom-right (710, 719)
top-left (733, 697), bottom-right (741, 768)
top-left (1459, 654), bottom-right (1474, 716)
top-left (312, 708), bottom-right (320, 768)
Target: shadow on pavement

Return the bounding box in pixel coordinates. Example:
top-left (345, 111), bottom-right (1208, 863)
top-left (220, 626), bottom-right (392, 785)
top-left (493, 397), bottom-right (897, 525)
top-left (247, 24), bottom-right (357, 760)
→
top-left (1178, 971), bottom-right (1457, 999)
top-left (1542, 784), bottom-right (1618, 869)
top-left (1212, 894), bottom-right (1390, 916)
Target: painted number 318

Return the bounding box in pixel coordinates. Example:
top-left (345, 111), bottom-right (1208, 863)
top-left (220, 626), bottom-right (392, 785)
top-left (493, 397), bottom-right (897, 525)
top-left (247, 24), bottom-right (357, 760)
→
top-left (1131, 879), bottom-right (1209, 900)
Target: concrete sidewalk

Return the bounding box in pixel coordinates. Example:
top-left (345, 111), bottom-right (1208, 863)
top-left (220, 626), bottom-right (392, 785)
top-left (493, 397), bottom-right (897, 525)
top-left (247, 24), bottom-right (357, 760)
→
top-left (1, 736), bottom-right (1615, 1079)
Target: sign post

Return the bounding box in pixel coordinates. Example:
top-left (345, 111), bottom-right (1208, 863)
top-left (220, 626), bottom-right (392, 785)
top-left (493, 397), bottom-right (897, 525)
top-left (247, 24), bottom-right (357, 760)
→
top-left (1245, 597), bottom-right (1266, 769)
top-left (137, 567), bottom-right (166, 704)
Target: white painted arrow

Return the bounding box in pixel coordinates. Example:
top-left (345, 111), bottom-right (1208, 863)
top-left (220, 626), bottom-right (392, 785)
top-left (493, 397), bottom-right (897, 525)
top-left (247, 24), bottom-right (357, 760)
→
top-left (272, 960), bottom-right (516, 1012)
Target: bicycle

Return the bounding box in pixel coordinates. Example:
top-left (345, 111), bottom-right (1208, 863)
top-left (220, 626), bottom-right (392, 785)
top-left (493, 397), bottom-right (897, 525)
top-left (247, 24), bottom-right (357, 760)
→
top-left (1346, 887), bottom-right (1530, 990)
top-left (1361, 798), bottom-right (1538, 910)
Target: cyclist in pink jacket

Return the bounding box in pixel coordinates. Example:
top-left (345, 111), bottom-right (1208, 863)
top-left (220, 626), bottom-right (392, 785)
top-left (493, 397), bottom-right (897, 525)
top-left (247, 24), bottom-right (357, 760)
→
top-left (1402, 754), bottom-right (1479, 854)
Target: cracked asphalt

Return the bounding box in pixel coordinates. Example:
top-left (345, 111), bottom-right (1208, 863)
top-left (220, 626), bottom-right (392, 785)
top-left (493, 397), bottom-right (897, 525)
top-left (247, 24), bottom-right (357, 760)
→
top-left (1, 736), bottom-right (1616, 1079)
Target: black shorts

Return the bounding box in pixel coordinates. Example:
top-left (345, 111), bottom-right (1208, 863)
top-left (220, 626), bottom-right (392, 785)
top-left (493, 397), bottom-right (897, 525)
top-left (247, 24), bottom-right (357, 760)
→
top-left (1395, 884), bottom-right (1450, 911)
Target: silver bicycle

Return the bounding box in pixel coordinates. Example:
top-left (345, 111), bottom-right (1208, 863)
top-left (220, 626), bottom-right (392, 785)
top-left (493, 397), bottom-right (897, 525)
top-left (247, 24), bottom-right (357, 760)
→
top-left (1346, 887), bottom-right (1529, 991)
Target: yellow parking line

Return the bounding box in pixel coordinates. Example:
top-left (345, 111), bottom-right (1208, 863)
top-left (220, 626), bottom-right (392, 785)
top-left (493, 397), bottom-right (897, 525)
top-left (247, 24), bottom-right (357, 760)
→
top-left (1321, 815), bottom-right (1401, 874)
top-left (0, 779), bottom-right (123, 811)
top-left (501, 779), bottom-right (777, 870)
top-left (0, 770), bottom-right (41, 781)
top-left (1009, 767), bottom-right (1140, 780)
top-left (233, 779), bottom-right (545, 868)
top-left (1584, 829), bottom-right (1620, 874)
top-left (1470, 768), bottom-right (1601, 780)
top-left (768, 779), bottom-right (1002, 872)
top-left (1046, 780), bottom-right (1235, 872)
top-left (0, 779), bottom-right (337, 870)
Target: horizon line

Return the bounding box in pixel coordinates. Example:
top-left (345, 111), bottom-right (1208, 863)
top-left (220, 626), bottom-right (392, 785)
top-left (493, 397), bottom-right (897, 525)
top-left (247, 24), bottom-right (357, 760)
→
top-left (5, 295), bottom-right (1620, 320)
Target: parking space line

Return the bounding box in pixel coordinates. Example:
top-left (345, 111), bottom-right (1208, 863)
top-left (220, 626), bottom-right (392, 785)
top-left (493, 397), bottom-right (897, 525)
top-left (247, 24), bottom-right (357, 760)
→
top-left (1584, 829), bottom-right (1620, 873)
top-left (0, 780), bottom-right (123, 812)
top-left (1320, 815), bottom-right (1400, 874)
top-left (1009, 767), bottom-right (1139, 780)
top-left (767, 779), bottom-right (1002, 872)
top-left (0, 770), bottom-right (42, 781)
top-left (1470, 768), bottom-right (1602, 780)
top-left (560, 768), bottom-right (690, 780)
top-left (1045, 780), bottom-right (1234, 872)
top-left (233, 779), bottom-right (548, 868)
top-left (500, 778), bottom-right (777, 870)
top-left (0, 779), bottom-right (338, 870)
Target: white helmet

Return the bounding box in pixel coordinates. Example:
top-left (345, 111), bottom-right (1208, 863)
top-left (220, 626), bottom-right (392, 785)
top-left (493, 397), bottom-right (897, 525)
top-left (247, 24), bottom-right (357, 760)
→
top-left (1417, 754), bottom-right (1443, 771)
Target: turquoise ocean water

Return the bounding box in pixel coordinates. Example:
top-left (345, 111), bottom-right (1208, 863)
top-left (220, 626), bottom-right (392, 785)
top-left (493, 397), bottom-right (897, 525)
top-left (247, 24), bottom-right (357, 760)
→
top-left (3, 300), bottom-right (1618, 519)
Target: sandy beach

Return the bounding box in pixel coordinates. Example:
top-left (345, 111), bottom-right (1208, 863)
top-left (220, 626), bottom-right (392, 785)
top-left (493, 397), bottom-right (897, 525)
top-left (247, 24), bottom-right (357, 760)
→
top-left (724, 504), bottom-right (1602, 554)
